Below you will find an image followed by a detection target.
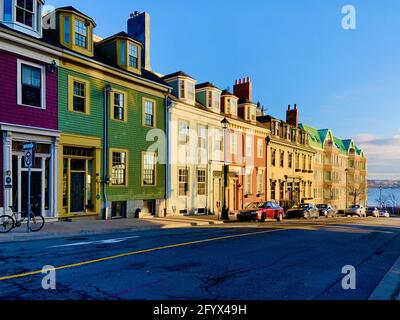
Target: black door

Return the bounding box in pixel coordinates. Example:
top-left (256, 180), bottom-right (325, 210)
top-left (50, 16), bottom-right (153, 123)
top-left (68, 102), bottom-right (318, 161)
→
top-left (71, 172), bottom-right (85, 212)
top-left (21, 172), bottom-right (42, 216)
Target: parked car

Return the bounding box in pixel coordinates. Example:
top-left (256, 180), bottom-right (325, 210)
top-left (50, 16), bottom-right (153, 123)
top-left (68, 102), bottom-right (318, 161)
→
top-left (367, 207), bottom-right (380, 217)
top-left (379, 209), bottom-right (390, 218)
top-left (345, 204), bottom-right (367, 217)
top-left (316, 204), bottom-right (337, 218)
top-left (286, 203), bottom-right (319, 219)
top-left (237, 202), bottom-right (261, 222)
top-left (256, 201), bottom-right (285, 222)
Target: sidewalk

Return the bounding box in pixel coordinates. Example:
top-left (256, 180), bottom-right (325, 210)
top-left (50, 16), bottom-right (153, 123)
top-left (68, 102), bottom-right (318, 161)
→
top-left (369, 254), bottom-right (400, 300)
top-left (0, 215), bottom-right (225, 243)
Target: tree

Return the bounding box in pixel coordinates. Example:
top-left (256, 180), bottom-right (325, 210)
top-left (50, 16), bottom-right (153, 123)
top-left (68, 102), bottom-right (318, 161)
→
top-left (387, 192), bottom-right (400, 215)
top-left (375, 194), bottom-right (388, 209)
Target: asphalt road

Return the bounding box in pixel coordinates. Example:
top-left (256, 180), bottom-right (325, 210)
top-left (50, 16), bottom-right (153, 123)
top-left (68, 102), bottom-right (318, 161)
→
top-left (0, 217), bottom-right (399, 300)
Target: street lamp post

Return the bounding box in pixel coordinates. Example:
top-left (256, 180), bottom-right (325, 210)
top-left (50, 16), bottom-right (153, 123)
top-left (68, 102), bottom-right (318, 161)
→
top-left (345, 168), bottom-right (348, 209)
top-left (221, 118), bottom-right (229, 220)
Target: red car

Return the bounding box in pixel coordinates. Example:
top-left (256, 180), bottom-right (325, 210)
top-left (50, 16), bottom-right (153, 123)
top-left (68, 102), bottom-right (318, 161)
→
top-left (256, 201), bottom-right (285, 222)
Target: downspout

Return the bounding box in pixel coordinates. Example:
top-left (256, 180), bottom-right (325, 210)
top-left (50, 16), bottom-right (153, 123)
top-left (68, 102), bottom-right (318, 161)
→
top-left (103, 84), bottom-right (113, 219)
top-left (165, 93), bottom-right (172, 217)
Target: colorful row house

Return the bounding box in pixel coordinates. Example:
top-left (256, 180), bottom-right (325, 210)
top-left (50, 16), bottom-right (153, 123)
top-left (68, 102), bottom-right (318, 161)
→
top-left (258, 105), bottom-right (315, 210)
top-left (164, 75), bottom-right (269, 216)
top-left (47, 7), bottom-right (170, 219)
top-left (299, 124), bottom-right (368, 209)
top-left (0, 0), bottom-right (61, 218)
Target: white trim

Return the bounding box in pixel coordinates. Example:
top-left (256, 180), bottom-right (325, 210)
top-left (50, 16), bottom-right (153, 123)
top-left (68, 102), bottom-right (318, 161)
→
top-left (0, 29), bottom-right (60, 57)
top-left (17, 59), bottom-right (46, 109)
top-left (0, 123), bottom-right (60, 137)
top-left (12, 0), bottom-right (42, 36)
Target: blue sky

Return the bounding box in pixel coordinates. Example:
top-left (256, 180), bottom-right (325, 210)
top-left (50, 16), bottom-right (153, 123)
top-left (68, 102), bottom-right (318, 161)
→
top-left (47, 0), bottom-right (400, 179)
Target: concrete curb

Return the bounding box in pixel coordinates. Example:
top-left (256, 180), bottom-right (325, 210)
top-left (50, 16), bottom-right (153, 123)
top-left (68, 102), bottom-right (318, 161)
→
top-left (369, 255), bottom-right (400, 300)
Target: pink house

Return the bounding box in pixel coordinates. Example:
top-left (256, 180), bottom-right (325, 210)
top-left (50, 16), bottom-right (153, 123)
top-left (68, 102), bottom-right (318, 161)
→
top-left (0, 1), bottom-right (61, 218)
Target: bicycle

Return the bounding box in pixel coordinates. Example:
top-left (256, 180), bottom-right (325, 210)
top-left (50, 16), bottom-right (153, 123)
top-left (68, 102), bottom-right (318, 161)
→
top-left (0, 203), bottom-right (45, 233)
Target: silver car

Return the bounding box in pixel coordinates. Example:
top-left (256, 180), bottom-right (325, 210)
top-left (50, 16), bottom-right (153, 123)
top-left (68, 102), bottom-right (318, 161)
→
top-left (345, 204), bottom-right (367, 217)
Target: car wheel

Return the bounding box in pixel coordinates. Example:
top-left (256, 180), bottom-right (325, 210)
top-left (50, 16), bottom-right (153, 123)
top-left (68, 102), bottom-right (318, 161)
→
top-left (260, 214), bottom-right (266, 223)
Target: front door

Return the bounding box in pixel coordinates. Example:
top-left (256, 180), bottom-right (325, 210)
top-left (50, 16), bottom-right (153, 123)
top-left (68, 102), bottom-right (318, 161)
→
top-left (71, 172), bottom-right (85, 212)
top-left (21, 172), bottom-right (41, 216)
top-left (213, 178), bottom-right (221, 215)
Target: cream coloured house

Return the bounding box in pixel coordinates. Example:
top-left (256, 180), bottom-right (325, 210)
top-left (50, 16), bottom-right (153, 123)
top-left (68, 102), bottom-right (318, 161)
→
top-left (163, 71), bottom-right (226, 216)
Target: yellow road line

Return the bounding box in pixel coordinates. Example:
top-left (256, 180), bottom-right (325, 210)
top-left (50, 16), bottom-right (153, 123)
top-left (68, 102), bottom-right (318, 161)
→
top-left (0, 228), bottom-right (286, 282)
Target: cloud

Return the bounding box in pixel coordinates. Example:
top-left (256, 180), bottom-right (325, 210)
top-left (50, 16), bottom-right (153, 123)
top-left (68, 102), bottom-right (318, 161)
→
top-left (354, 132), bottom-right (400, 180)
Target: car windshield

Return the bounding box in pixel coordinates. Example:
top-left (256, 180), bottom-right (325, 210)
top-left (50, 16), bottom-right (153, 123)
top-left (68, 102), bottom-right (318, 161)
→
top-left (351, 205), bottom-right (360, 209)
top-left (297, 204), bottom-right (310, 209)
top-left (245, 202), bottom-right (259, 209)
top-left (317, 204), bottom-right (327, 209)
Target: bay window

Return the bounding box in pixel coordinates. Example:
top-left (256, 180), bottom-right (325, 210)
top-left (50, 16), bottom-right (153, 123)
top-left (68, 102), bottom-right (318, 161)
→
top-left (74, 19), bottom-right (87, 48)
top-left (128, 43), bottom-right (138, 68)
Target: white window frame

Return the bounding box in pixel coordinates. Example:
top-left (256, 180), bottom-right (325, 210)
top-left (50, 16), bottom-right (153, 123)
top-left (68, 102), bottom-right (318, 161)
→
top-left (245, 170), bottom-right (252, 195)
top-left (225, 98), bottom-right (231, 114)
top-left (17, 59), bottom-right (46, 109)
top-left (187, 81), bottom-right (195, 101)
top-left (230, 133), bottom-right (238, 155)
top-left (231, 99), bottom-right (237, 116)
top-left (213, 92), bottom-right (220, 110)
top-left (13, 0), bottom-right (39, 31)
top-left (245, 135), bottom-right (252, 157)
top-left (257, 139), bottom-right (263, 158)
top-left (257, 169), bottom-right (264, 194)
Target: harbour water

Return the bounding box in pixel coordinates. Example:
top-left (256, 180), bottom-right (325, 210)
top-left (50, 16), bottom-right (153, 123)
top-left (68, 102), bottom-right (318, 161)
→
top-left (368, 187), bottom-right (400, 206)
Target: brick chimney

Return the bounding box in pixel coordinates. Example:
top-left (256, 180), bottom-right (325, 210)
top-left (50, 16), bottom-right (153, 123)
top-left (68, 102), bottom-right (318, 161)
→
top-left (127, 11), bottom-right (151, 70)
top-left (233, 77), bottom-right (252, 101)
top-left (286, 104), bottom-right (299, 127)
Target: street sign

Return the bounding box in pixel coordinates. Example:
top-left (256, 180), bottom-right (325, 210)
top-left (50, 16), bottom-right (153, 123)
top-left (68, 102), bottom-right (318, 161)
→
top-left (22, 142), bottom-right (36, 233)
top-left (23, 142), bottom-right (36, 168)
top-left (23, 142), bottom-right (35, 151)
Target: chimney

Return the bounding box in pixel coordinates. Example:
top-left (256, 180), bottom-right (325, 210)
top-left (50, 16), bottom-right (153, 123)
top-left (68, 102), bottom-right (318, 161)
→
top-left (286, 104), bottom-right (299, 127)
top-left (233, 76), bottom-right (252, 101)
top-left (127, 11), bottom-right (151, 70)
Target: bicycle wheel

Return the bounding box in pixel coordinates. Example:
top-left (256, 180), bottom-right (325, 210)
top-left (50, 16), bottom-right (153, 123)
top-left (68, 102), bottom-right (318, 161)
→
top-left (29, 213), bottom-right (45, 232)
top-left (0, 215), bottom-right (15, 233)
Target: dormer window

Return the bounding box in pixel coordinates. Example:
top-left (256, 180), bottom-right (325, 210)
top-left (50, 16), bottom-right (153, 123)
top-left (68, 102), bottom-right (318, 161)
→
top-left (206, 91), bottom-right (220, 111)
top-left (50, 8), bottom-right (96, 57)
top-left (128, 43), bottom-right (138, 68)
top-left (180, 81), bottom-right (185, 99)
top-left (245, 105), bottom-right (256, 122)
top-left (16, 0), bottom-right (34, 27)
top-left (195, 83), bottom-right (221, 113)
top-left (187, 82), bottom-right (195, 100)
top-left (2, 0), bottom-right (43, 37)
top-left (231, 99), bottom-right (237, 115)
top-left (207, 91), bottom-right (212, 108)
top-left (109, 38), bottom-right (142, 74)
top-left (178, 79), bottom-right (195, 102)
top-left (74, 19), bottom-right (87, 48)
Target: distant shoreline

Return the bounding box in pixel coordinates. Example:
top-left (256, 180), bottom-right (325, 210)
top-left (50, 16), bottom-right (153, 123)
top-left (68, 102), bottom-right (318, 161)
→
top-left (368, 180), bottom-right (400, 189)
